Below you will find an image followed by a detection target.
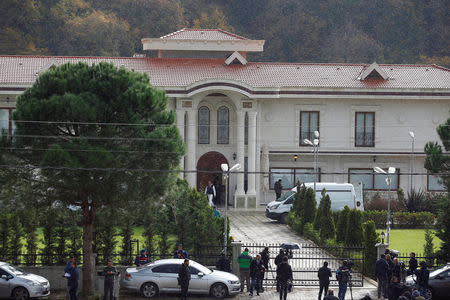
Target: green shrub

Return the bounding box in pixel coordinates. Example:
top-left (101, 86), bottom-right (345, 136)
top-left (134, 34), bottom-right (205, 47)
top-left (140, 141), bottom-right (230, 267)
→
top-left (363, 220), bottom-right (379, 277)
top-left (345, 209), bottom-right (364, 246)
top-left (363, 211), bottom-right (436, 229)
top-left (287, 212), bottom-right (303, 234)
top-left (423, 229), bottom-right (435, 267)
top-left (303, 222), bottom-right (320, 244)
top-left (336, 206), bottom-right (350, 243)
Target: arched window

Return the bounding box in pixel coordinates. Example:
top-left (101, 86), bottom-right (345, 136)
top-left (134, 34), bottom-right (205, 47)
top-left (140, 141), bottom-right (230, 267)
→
top-left (198, 106), bottom-right (210, 144)
top-left (217, 106), bottom-right (229, 144)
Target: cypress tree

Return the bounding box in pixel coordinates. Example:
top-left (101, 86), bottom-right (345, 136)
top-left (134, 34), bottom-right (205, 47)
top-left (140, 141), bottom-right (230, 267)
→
top-left (363, 220), bottom-right (379, 276)
top-left (314, 188), bottom-right (327, 230)
top-left (345, 209), bottom-right (364, 246)
top-left (318, 194), bottom-right (336, 241)
top-left (292, 181), bottom-right (306, 217)
top-left (336, 206), bottom-right (350, 243)
top-left (423, 229), bottom-right (435, 267)
top-left (9, 213), bottom-right (23, 265)
top-left (301, 187), bottom-right (317, 230)
top-left (24, 211), bottom-right (38, 266)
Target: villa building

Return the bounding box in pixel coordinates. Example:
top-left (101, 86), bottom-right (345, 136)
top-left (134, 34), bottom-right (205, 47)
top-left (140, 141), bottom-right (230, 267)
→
top-left (1, 28), bottom-right (449, 207)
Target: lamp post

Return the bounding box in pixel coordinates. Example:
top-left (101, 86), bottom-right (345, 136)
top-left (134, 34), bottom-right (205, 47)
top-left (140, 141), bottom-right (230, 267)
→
top-left (409, 131), bottom-right (415, 193)
top-left (374, 166), bottom-right (396, 246)
top-left (304, 131), bottom-right (320, 192)
top-left (221, 163), bottom-right (241, 253)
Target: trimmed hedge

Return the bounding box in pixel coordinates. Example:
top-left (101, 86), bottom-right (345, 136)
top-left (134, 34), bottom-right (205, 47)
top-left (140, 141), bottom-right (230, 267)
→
top-left (362, 211), bottom-right (435, 229)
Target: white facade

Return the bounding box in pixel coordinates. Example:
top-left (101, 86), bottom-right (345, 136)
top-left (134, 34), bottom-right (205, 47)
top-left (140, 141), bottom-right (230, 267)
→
top-left (0, 28), bottom-right (449, 207)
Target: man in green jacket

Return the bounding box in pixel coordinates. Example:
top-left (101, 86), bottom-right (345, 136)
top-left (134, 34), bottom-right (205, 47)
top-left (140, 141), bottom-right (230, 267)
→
top-left (238, 248), bottom-right (252, 293)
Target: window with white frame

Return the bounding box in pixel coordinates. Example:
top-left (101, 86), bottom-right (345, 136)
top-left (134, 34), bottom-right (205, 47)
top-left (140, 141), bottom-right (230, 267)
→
top-left (0, 109), bottom-right (11, 135)
top-left (355, 112), bottom-right (374, 147)
top-left (349, 168), bottom-right (399, 190)
top-left (270, 168), bottom-right (321, 189)
top-left (300, 111), bottom-right (319, 146)
top-left (217, 106), bottom-right (229, 144)
top-left (198, 106), bottom-right (210, 144)
top-left (428, 174), bottom-right (445, 191)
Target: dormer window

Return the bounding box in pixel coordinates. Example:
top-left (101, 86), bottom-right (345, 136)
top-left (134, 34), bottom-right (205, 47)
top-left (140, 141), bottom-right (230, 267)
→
top-left (359, 62), bottom-right (389, 81)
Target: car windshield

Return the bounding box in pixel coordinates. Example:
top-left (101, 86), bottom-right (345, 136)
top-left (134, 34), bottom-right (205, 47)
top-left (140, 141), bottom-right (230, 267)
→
top-left (430, 265), bottom-right (450, 277)
top-left (191, 262), bottom-right (212, 275)
top-left (3, 264), bottom-right (25, 275)
top-left (276, 190), bottom-right (295, 202)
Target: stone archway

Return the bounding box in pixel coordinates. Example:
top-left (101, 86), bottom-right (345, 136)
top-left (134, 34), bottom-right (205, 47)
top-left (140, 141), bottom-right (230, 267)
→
top-left (197, 151), bottom-right (228, 205)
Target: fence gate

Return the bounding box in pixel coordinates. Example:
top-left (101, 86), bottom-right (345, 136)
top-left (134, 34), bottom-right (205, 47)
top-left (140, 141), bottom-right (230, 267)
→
top-left (242, 243), bottom-right (364, 287)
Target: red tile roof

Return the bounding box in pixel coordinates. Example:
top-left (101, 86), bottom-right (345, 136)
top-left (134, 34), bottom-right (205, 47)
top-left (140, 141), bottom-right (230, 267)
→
top-left (1, 56), bottom-right (449, 92)
top-left (159, 28), bottom-right (247, 41)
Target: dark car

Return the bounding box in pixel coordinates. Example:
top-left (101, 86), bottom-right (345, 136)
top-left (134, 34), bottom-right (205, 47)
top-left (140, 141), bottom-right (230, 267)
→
top-left (405, 263), bottom-right (450, 300)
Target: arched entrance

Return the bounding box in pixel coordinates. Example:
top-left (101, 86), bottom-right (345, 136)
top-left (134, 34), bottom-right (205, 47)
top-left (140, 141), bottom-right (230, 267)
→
top-left (197, 151), bottom-right (228, 205)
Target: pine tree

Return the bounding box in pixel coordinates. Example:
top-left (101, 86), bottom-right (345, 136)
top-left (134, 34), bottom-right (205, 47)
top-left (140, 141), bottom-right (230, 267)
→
top-left (336, 206), bottom-right (350, 243)
top-left (23, 210), bottom-right (38, 266)
top-left (314, 189), bottom-right (327, 230)
top-left (345, 209), bottom-right (364, 246)
top-left (363, 220), bottom-right (379, 276)
top-left (9, 213), bottom-right (23, 265)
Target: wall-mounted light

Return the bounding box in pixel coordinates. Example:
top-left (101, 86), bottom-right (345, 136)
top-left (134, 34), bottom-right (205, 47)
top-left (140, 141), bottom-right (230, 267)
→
top-left (232, 152), bottom-right (237, 161)
top-left (293, 154), bottom-right (298, 162)
top-left (5, 97), bottom-right (10, 103)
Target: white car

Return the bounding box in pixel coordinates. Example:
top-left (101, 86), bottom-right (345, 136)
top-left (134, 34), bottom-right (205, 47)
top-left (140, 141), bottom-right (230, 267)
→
top-left (0, 262), bottom-right (50, 300)
top-left (123, 258), bottom-right (240, 299)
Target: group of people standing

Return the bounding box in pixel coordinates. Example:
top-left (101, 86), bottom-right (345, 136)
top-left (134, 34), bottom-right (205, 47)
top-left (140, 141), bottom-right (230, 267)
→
top-left (238, 247), bottom-right (293, 299)
top-left (375, 251), bottom-right (429, 300)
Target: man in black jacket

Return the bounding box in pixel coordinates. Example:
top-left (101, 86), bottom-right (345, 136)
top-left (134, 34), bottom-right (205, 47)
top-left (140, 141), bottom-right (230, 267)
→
top-left (277, 256), bottom-right (293, 300)
top-left (249, 254), bottom-right (265, 296)
top-left (388, 276), bottom-right (404, 300)
top-left (408, 252), bottom-right (418, 275)
top-left (275, 249), bottom-right (285, 292)
top-left (178, 259), bottom-right (191, 300)
top-left (375, 254), bottom-right (388, 298)
top-left (260, 247), bottom-right (270, 292)
top-left (415, 261), bottom-right (429, 298)
top-left (215, 251), bottom-right (231, 272)
top-left (102, 259), bottom-right (118, 300)
top-left (323, 290), bottom-right (339, 300)
top-left (318, 261), bottom-right (332, 300)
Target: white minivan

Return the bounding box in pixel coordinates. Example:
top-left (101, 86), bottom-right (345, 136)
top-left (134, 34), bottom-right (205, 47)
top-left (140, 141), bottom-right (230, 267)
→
top-left (266, 182), bottom-right (364, 224)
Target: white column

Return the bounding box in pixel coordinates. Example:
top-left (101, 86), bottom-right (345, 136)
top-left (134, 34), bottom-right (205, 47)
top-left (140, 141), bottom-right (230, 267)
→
top-left (247, 111), bottom-right (257, 195)
top-left (235, 111), bottom-right (245, 195)
top-left (175, 109), bottom-right (185, 179)
top-left (186, 109), bottom-right (197, 187)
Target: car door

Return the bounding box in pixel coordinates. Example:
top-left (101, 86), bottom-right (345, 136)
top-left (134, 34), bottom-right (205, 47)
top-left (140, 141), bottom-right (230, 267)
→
top-left (0, 268), bottom-right (12, 298)
top-left (151, 264), bottom-right (180, 292)
top-left (188, 266), bottom-right (209, 294)
top-left (431, 269), bottom-right (450, 299)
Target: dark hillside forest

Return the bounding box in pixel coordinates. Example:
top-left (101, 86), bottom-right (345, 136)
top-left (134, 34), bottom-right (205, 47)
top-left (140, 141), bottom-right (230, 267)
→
top-left (1, 0), bottom-right (448, 66)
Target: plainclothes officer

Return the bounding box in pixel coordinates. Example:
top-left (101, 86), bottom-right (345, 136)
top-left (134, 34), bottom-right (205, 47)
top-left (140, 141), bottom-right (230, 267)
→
top-left (102, 259), bottom-right (118, 300)
top-left (178, 259), bottom-right (191, 300)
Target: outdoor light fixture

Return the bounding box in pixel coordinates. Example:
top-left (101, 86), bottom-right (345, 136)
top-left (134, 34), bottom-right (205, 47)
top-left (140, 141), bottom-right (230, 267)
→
top-left (374, 166), bottom-right (396, 246)
top-left (409, 131), bottom-right (415, 192)
top-left (221, 163), bottom-right (241, 253)
top-left (304, 131), bottom-right (320, 192)
top-left (232, 152), bottom-right (237, 161)
top-left (294, 154), bottom-right (298, 162)
top-left (381, 231), bottom-right (385, 244)
top-left (303, 138), bottom-right (313, 146)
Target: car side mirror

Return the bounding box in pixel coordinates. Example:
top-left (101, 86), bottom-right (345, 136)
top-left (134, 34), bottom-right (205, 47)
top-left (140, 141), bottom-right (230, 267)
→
top-left (356, 201), bottom-right (361, 207)
top-left (1, 274), bottom-right (8, 280)
top-left (198, 272), bottom-right (204, 277)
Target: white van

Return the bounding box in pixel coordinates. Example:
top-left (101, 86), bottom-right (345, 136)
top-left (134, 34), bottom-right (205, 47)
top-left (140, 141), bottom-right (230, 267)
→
top-left (266, 182), bottom-right (364, 224)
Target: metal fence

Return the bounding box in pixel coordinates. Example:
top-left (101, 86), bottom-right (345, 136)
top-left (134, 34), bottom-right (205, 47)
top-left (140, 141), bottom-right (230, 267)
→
top-left (395, 252), bottom-right (439, 269)
top-left (242, 242), bottom-right (365, 287)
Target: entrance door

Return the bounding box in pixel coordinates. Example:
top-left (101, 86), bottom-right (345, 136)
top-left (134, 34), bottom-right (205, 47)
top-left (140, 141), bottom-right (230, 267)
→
top-left (197, 151), bottom-right (228, 205)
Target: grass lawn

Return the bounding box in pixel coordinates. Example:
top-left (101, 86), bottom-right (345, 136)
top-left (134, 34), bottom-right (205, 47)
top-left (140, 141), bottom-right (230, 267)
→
top-left (376, 229), bottom-right (442, 255)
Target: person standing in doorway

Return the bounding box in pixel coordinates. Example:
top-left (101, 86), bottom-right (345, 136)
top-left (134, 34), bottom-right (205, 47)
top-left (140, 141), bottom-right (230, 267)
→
top-left (205, 181), bottom-right (216, 207)
top-left (178, 259), bottom-right (191, 300)
top-left (318, 261), bottom-right (332, 300)
top-left (102, 259), bottom-right (118, 300)
top-left (68, 261), bottom-right (80, 300)
top-left (238, 248), bottom-right (252, 293)
top-left (274, 179), bottom-right (283, 200)
top-left (277, 256), bottom-right (293, 300)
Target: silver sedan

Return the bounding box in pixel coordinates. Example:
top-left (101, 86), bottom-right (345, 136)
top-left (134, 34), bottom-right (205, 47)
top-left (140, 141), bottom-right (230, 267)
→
top-left (0, 262), bottom-right (50, 300)
top-left (122, 258), bottom-right (240, 299)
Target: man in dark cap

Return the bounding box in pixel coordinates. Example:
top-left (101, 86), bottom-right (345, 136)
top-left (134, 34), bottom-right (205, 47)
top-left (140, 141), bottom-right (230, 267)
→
top-left (174, 243), bottom-right (189, 259)
top-left (135, 249), bottom-right (149, 266)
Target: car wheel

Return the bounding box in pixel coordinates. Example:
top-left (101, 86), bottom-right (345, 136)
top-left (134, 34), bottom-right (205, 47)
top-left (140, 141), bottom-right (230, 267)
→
top-left (280, 213), bottom-right (288, 224)
top-left (424, 288), bottom-right (432, 300)
top-left (140, 282), bottom-right (158, 298)
top-left (13, 287), bottom-right (29, 300)
top-left (210, 283), bottom-right (228, 299)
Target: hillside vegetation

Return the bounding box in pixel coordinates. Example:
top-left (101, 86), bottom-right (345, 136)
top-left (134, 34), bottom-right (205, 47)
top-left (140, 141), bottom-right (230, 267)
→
top-left (0, 0), bottom-right (448, 66)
